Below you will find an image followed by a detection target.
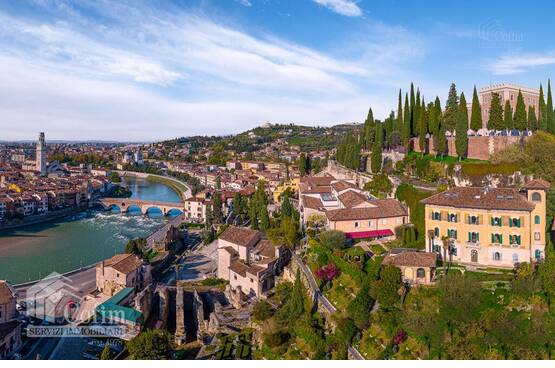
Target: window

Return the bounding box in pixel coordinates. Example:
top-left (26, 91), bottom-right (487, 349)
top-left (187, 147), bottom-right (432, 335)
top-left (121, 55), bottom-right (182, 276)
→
top-left (250, 278), bottom-right (254, 283)
top-left (468, 232), bottom-right (479, 243)
top-left (493, 252), bottom-right (501, 261)
top-left (447, 229), bottom-right (457, 239)
top-left (532, 192), bottom-right (542, 202)
top-left (509, 218), bottom-right (521, 228)
top-left (535, 249), bottom-right (542, 261)
top-left (432, 244), bottom-right (441, 253)
top-left (450, 245), bottom-right (457, 256)
top-left (469, 215), bottom-right (479, 225)
top-left (234, 275), bottom-right (237, 280)
top-left (512, 254), bottom-right (519, 263)
top-left (491, 233), bottom-right (503, 244)
top-left (416, 268), bottom-right (426, 278)
top-left (448, 213), bottom-right (457, 223)
top-left (509, 235), bottom-right (521, 246)
top-left (434, 227), bottom-right (439, 237)
top-left (368, 220), bottom-right (373, 227)
top-left (535, 232), bottom-right (541, 241)
top-left (354, 221), bottom-right (359, 228)
top-left (535, 215), bottom-right (541, 224)
top-left (432, 211), bottom-right (441, 220)
top-left (491, 217), bottom-right (502, 226)
top-left (382, 218), bottom-right (387, 225)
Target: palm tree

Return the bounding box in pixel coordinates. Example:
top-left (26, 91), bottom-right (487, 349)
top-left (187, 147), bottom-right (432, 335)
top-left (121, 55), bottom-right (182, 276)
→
top-left (441, 236), bottom-right (450, 276)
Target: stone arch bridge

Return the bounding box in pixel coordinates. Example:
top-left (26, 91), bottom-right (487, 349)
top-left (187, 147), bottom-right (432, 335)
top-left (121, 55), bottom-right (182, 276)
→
top-left (97, 198), bottom-right (184, 216)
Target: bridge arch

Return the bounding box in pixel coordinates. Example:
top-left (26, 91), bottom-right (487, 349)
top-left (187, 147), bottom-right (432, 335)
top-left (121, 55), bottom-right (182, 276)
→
top-left (107, 204), bottom-right (121, 213)
top-left (126, 204), bottom-right (143, 215)
top-left (145, 206), bottom-right (164, 217)
top-left (166, 208), bottom-right (183, 217)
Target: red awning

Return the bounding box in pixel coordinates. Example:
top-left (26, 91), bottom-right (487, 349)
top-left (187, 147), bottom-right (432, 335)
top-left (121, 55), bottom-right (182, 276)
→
top-left (344, 229), bottom-right (394, 239)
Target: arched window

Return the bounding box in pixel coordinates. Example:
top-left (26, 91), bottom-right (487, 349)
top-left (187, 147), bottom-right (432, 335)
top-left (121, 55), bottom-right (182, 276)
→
top-left (535, 249), bottom-right (542, 261)
top-left (494, 252), bottom-right (501, 261)
top-left (512, 254), bottom-right (519, 263)
top-left (535, 215), bottom-right (541, 225)
top-left (471, 249), bottom-right (478, 263)
top-left (416, 268), bottom-right (426, 278)
top-left (532, 192), bottom-right (542, 202)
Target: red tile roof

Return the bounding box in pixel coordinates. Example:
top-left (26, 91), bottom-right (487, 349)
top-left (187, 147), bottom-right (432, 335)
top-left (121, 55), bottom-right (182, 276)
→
top-left (326, 199), bottom-right (407, 221)
top-left (420, 187), bottom-right (535, 211)
top-left (219, 226), bottom-right (261, 247)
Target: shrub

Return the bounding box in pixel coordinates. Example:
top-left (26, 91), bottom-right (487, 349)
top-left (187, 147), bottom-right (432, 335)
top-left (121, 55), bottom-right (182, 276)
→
top-left (318, 230), bottom-right (346, 249)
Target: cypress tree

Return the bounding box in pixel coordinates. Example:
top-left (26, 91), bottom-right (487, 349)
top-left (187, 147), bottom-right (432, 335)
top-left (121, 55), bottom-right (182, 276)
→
top-left (428, 98), bottom-right (439, 136)
top-left (470, 86), bottom-right (482, 131)
top-left (435, 123), bottom-right (447, 157)
top-left (410, 83), bottom-right (415, 136)
top-left (528, 106), bottom-right (538, 131)
top-left (487, 93), bottom-right (504, 131)
top-left (363, 108), bottom-right (375, 150)
top-left (539, 84), bottom-right (548, 131)
top-left (513, 90), bottom-right (527, 131)
top-left (403, 93), bottom-right (411, 148)
top-left (455, 92), bottom-right (469, 159)
top-left (548, 79), bottom-right (555, 133)
top-left (503, 100), bottom-right (513, 130)
top-left (397, 89), bottom-right (403, 131)
top-left (298, 153), bottom-right (307, 176)
top-left (415, 89), bottom-right (421, 135)
top-left (418, 99), bottom-right (427, 154)
top-left (371, 123), bottom-right (383, 173)
top-left (443, 83), bottom-right (459, 131)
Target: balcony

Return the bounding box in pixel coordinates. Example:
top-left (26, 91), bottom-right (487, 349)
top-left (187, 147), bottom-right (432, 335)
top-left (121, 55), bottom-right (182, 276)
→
top-left (465, 241), bottom-right (480, 248)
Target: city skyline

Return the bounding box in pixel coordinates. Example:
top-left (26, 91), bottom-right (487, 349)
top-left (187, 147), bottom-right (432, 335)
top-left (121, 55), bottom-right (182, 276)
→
top-left (2, 0), bottom-right (555, 141)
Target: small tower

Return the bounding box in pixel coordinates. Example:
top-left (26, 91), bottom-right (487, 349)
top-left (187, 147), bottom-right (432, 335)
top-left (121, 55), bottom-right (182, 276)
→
top-left (36, 132), bottom-right (47, 176)
top-left (522, 179), bottom-right (551, 262)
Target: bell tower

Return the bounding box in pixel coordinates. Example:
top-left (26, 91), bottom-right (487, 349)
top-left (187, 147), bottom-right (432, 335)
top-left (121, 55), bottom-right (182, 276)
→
top-left (36, 132), bottom-right (46, 176)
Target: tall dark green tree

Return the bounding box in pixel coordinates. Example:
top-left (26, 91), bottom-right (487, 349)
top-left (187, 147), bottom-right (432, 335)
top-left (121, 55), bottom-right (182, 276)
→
top-left (211, 193), bottom-right (224, 224)
top-left (528, 106), bottom-right (538, 131)
top-left (455, 92), bottom-right (469, 159)
top-left (298, 153), bottom-right (307, 176)
top-left (443, 83), bottom-right (459, 131)
top-left (429, 96), bottom-right (441, 135)
top-left (503, 100), bottom-right (513, 130)
top-left (403, 93), bottom-right (411, 148)
top-left (397, 89), bottom-right (403, 133)
top-left (539, 83), bottom-right (548, 131)
top-left (363, 108), bottom-right (375, 150)
top-left (418, 99), bottom-right (427, 154)
top-left (415, 89), bottom-right (421, 135)
top-left (470, 86), bottom-right (482, 131)
top-left (371, 123), bottom-right (383, 173)
top-left (548, 79), bottom-right (554, 133)
top-left (487, 93), bottom-right (504, 131)
top-left (435, 123), bottom-right (447, 157)
top-left (513, 90), bottom-right (527, 131)
top-left (410, 83), bottom-right (416, 136)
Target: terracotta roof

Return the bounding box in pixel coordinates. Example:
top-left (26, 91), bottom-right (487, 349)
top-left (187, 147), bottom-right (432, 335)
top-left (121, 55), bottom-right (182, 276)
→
top-left (302, 186), bottom-right (332, 194)
top-left (0, 281), bottom-right (15, 305)
top-left (302, 195), bottom-right (324, 210)
top-left (221, 246), bottom-right (239, 257)
top-left (102, 253), bottom-right (143, 275)
top-left (326, 199), bottom-right (407, 221)
top-left (522, 179), bottom-right (551, 190)
top-left (253, 239), bottom-right (277, 259)
top-left (338, 190), bottom-right (368, 208)
top-left (300, 176), bottom-right (335, 185)
top-left (420, 187), bottom-right (535, 211)
top-left (219, 226), bottom-right (261, 247)
top-left (229, 260), bottom-right (249, 277)
top-left (383, 251), bottom-right (437, 268)
top-left (331, 180), bottom-right (357, 192)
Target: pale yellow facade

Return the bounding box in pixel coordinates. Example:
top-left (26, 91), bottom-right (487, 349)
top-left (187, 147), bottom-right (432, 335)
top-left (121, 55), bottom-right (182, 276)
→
top-left (273, 177), bottom-right (300, 204)
top-left (424, 188), bottom-right (546, 268)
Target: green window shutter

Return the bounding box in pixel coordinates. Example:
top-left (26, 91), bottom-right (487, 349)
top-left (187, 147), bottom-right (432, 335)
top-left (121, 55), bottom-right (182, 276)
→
top-left (468, 232), bottom-right (471, 242)
top-left (454, 230), bottom-right (457, 239)
top-left (500, 235), bottom-right (503, 244)
top-left (518, 235), bottom-right (521, 245)
top-left (491, 217), bottom-right (494, 226)
top-left (491, 234), bottom-right (494, 243)
top-left (476, 233), bottom-right (479, 242)
top-left (509, 219), bottom-right (512, 228)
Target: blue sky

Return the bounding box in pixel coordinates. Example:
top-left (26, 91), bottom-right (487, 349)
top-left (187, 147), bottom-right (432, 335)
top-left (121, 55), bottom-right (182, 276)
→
top-left (1, 0), bottom-right (555, 141)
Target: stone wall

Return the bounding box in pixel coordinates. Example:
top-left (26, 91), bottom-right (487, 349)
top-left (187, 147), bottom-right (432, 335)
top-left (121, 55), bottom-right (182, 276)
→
top-left (411, 135), bottom-right (527, 160)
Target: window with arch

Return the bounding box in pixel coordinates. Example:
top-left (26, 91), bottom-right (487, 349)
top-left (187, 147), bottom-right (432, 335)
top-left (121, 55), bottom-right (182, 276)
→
top-left (493, 252), bottom-right (501, 261)
top-left (535, 249), bottom-right (542, 260)
top-left (471, 249), bottom-right (478, 263)
top-left (535, 215), bottom-right (541, 225)
top-left (416, 268), bottom-right (426, 278)
top-left (512, 254), bottom-right (519, 263)
top-left (532, 192), bottom-right (542, 202)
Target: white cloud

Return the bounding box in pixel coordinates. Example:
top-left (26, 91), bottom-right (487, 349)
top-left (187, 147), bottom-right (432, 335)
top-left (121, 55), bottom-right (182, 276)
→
top-left (0, 1), bottom-right (422, 140)
top-left (235, 0), bottom-right (252, 6)
top-left (488, 52), bottom-right (555, 75)
top-left (312, 0), bottom-right (362, 17)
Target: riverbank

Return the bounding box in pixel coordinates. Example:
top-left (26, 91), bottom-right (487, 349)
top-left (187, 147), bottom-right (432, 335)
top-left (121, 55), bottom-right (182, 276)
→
top-left (116, 170), bottom-right (192, 200)
top-left (0, 204), bottom-right (89, 231)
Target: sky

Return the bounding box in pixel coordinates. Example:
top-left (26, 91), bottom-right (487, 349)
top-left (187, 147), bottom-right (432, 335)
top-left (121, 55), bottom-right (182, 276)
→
top-left (1, 0), bottom-right (555, 141)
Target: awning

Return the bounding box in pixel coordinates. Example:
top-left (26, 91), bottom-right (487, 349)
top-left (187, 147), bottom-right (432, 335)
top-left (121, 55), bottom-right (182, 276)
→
top-left (344, 229), bottom-right (394, 239)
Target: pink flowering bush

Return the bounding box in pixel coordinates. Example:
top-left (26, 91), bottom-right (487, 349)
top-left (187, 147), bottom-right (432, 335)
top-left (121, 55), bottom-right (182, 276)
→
top-left (315, 263), bottom-right (340, 281)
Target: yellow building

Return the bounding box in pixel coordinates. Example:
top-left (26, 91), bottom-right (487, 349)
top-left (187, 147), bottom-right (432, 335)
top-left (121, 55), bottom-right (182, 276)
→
top-left (273, 177), bottom-right (300, 204)
top-left (420, 180), bottom-right (550, 268)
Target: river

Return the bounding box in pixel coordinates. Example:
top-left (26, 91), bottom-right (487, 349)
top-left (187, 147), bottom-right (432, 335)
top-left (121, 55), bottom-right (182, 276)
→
top-left (0, 176), bottom-right (181, 284)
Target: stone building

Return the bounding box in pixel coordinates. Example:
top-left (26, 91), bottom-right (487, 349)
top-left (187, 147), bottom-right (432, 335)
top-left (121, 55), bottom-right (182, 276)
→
top-left (96, 253), bottom-right (152, 296)
top-left (0, 280), bottom-right (21, 359)
top-left (479, 84), bottom-right (539, 129)
top-left (382, 249), bottom-right (436, 285)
